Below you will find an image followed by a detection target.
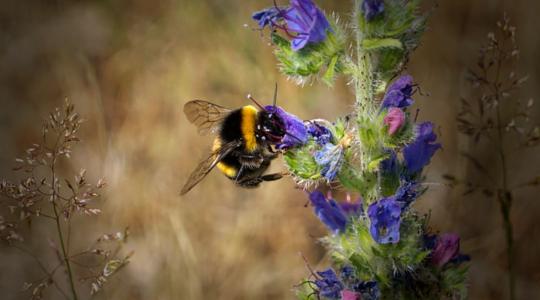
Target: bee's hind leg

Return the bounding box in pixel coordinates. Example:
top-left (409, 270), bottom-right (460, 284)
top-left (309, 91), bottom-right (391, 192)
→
top-left (236, 172), bottom-right (283, 188)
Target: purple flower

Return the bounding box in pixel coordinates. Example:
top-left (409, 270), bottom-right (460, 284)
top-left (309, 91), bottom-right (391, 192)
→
top-left (353, 280), bottom-right (381, 300)
top-left (368, 198), bottom-right (401, 244)
top-left (380, 151), bottom-right (398, 175)
top-left (394, 181), bottom-right (419, 211)
top-left (339, 200), bottom-right (363, 217)
top-left (339, 265), bottom-right (356, 282)
top-left (264, 105), bottom-right (307, 149)
top-left (252, 7), bottom-right (282, 29)
top-left (309, 191), bottom-right (361, 234)
top-left (252, 0), bottom-right (331, 51)
top-left (403, 122), bottom-right (441, 174)
top-left (307, 121), bottom-right (333, 145)
top-left (361, 0), bottom-right (384, 21)
top-left (430, 233), bottom-right (460, 267)
top-left (381, 75), bottom-right (414, 109)
top-left (383, 107), bottom-right (406, 135)
top-left (315, 268), bottom-right (344, 299)
top-left (314, 143), bottom-right (345, 181)
top-left (309, 191), bottom-right (348, 234)
top-left (283, 0), bottom-right (331, 51)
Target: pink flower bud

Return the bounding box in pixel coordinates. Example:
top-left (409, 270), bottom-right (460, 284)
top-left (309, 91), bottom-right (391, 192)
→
top-left (383, 107), bottom-right (406, 135)
top-left (431, 233), bottom-right (460, 267)
top-left (341, 290), bottom-right (361, 300)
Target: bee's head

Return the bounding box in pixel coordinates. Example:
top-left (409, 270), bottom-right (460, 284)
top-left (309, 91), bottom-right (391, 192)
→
top-left (258, 109), bottom-right (286, 144)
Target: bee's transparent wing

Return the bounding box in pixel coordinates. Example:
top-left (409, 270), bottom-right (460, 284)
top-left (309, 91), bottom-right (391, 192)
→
top-left (184, 100), bottom-right (231, 135)
top-left (180, 140), bottom-right (241, 195)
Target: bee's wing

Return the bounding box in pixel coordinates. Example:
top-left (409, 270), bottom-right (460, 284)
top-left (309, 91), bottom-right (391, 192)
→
top-left (184, 100), bottom-right (232, 135)
top-left (180, 140), bottom-right (242, 195)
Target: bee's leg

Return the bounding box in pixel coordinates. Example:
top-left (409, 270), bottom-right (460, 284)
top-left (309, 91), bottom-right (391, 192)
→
top-left (264, 146), bottom-right (279, 159)
top-left (260, 173), bottom-right (283, 181)
top-left (234, 165), bottom-right (245, 182)
top-left (236, 172), bottom-right (283, 188)
top-left (267, 145), bottom-right (278, 154)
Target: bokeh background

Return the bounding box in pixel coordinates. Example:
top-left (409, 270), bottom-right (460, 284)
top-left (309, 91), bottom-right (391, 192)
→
top-left (1, 0), bottom-right (539, 299)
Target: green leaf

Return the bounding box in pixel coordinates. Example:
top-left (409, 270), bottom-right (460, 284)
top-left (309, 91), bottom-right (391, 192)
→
top-left (322, 55), bottom-right (339, 85)
top-left (362, 38), bottom-right (403, 51)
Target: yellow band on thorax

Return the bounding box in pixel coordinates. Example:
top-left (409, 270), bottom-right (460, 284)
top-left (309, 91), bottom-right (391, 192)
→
top-left (241, 105), bottom-right (258, 152)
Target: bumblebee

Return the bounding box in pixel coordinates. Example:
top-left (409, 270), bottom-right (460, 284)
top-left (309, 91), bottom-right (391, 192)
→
top-left (180, 88), bottom-right (289, 195)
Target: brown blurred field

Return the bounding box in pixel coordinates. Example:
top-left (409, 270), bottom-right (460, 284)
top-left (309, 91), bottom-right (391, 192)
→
top-left (1, 0), bottom-right (540, 299)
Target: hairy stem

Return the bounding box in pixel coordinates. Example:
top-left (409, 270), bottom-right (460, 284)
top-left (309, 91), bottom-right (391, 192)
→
top-left (353, 0), bottom-right (374, 112)
top-left (51, 152), bottom-right (79, 300)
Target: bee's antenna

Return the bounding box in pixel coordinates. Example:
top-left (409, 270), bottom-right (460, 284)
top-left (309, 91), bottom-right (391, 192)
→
top-left (273, 83), bottom-right (278, 108)
top-left (247, 94), bottom-right (265, 110)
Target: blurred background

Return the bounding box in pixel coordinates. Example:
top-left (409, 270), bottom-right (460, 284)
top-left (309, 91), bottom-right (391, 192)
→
top-left (1, 0), bottom-right (539, 299)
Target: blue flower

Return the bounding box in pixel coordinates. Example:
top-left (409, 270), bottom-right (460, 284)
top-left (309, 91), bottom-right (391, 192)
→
top-left (381, 75), bottom-right (414, 109)
top-left (283, 0), bottom-right (331, 51)
top-left (307, 121), bottom-right (333, 145)
top-left (367, 198), bottom-right (401, 244)
top-left (309, 191), bottom-right (348, 234)
top-left (315, 268), bottom-right (344, 299)
top-left (394, 181), bottom-right (419, 210)
top-left (252, 0), bottom-right (331, 51)
top-left (361, 0), bottom-right (384, 21)
top-left (339, 265), bottom-right (356, 282)
top-left (264, 105), bottom-right (307, 149)
top-left (339, 200), bottom-right (363, 217)
top-left (314, 142), bottom-right (345, 181)
top-left (352, 280), bottom-right (381, 300)
top-left (380, 151), bottom-right (398, 176)
top-left (403, 122), bottom-right (441, 174)
top-left (252, 7), bottom-right (282, 29)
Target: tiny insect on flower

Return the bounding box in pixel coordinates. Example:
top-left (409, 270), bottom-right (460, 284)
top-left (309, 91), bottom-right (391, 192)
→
top-left (367, 197), bottom-right (401, 244)
top-left (381, 75), bottom-right (415, 109)
top-left (252, 7), bottom-right (282, 28)
top-left (403, 122), bottom-right (441, 174)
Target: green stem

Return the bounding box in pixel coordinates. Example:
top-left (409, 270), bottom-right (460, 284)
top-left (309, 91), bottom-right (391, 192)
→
top-left (353, 0), bottom-right (374, 112)
top-left (51, 153), bottom-right (78, 300)
top-left (496, 106), bottom-right (515, 300)
top-left (494, 50), bottom-right (515, 300)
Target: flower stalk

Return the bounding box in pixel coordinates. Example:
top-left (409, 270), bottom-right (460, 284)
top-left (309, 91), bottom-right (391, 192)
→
top-left (251, 1), bottom-right (469, 298)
